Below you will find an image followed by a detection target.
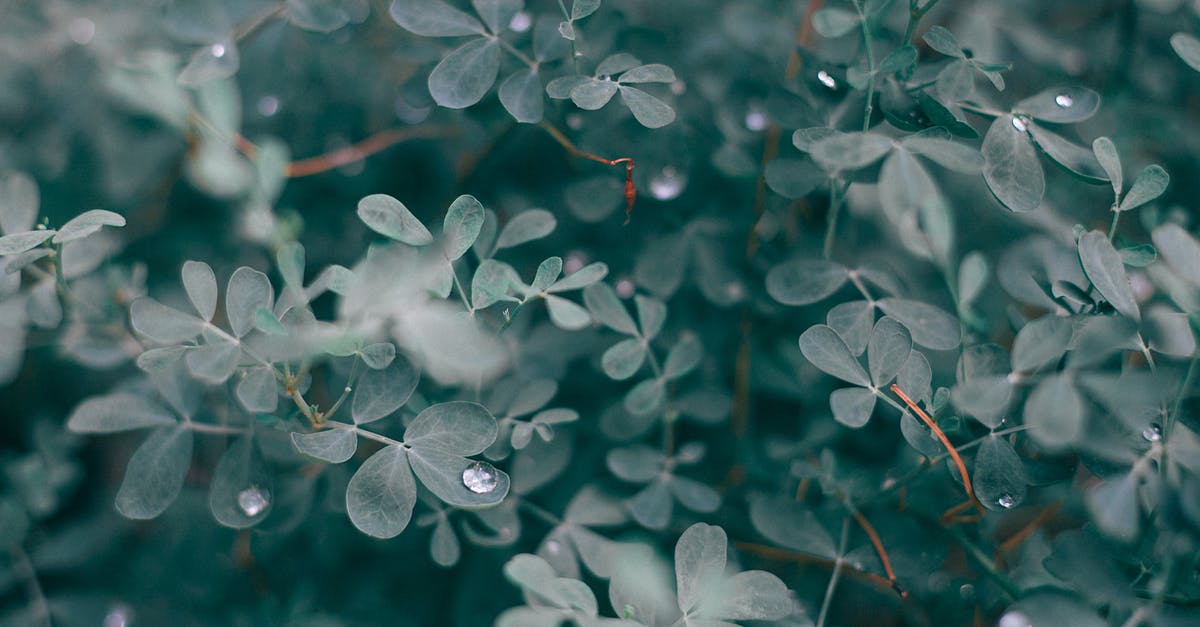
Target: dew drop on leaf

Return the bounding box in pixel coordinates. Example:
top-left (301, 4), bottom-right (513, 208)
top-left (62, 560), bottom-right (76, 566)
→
top-left (616, 278), bottom-right (635, 298)
top-left (68, 18), bottom-right (95, 45)
top-left (997, 493), bottom-right (1016, 509)
top-left (462, 461), bottom-right (500, 494)
top-left (509, 11), bottom-right (532, 33)
top-left (236, 485), bottom-right (270, 516)
top-left (817, 70), bottom-right (838, 89)
top-left (649, 166), bottom-right (685, 200)
top-left (744, 108), bottom-right (767, 132)
top-left (670, 80), bottom-right (686, 95)
top-left (103, 603), bottom-right (133, 627)
top-left (210, 43), bottom-right (226, 58)
top-left (998, 611), bottom-right (1031, 627)
top-left (545, 539), bottom-right (562, 554)
top-left (959, 583), bottom-right (975, 600)
top-left (1142, 423), bottom-right (1162, 442)
top-left (1011, 116), bottom-right (1028, 132)
top-left (1054, 93), bottom-right (1074, 108)
top-left (257, 96), bottom-right (280, 117)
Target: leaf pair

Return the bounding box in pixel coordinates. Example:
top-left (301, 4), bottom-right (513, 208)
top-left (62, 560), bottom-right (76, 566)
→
top-left (607, 443), bottom-right (719, 530)
top-left (546, 54), bottom-right (677, 128)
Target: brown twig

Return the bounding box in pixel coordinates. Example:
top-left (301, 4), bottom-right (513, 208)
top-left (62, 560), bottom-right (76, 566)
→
top-left (994, 499), bottom-right (1064, 568)
top-left (285, 126), bottom-right (454, 177)
top-left (890, 384), bottom-right (985, 523)
top-left (538, 121), bottom-right (637, 223)
top-left (850, 508), bottom-right (905, 596)
top-left (734, 541), bottom-right (902, 597)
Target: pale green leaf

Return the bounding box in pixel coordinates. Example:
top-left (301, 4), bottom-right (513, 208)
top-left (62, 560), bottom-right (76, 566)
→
top-left (292, 428), bottom-right (357, 464)
top-left (498, 68), bottom-right (544, 123)
top-left (67, 393), bottom-right (175, 433)
top-left (798, 324), bottom-right (870, 386)
top-left (1024, 374), bottom-right (1084, 449)
top-left (1078, 230), bottom-right (1140, 322)
top-left (209, 437), bottom-right (272, 528)
top-left (766, 259), bottom-right (848, 305)
top-left (115, 425), bottom-right (193, 520)
top-left (346, 445), bottom-right (416, 538)
top-left (583, 282), bottom-right (637, 335)
top-left (1118, 165), bottom-right (1169, 212)
top-left (876, 298), bottom-right (961, 350)
top-left (358, 194), bottom-right (433, 246)
top-left (831, 386), bottom-right (876, 427)
top-left (52, 210), bottom-right (126, 244)
top-left (973, 435), bottom-right (1027, 511)
top-left (982, 116), bottom-right (1044, 212)
top-left (352, 356), bottom-right (419, 424)
top-left (1015, 86), bottom-right (1100, 123)
top-left (405, 401), bottom-right (498, 454)
top-left (442, 194), bottom-right (485, 260)
top-left (226, 266), bottom-right (274, 337)
top-left (618, 86), bottom-right (675, 128)
top-left (130, 298), bottom-right (205, 344)
top-left (389, 0), bottom-right (485, 36)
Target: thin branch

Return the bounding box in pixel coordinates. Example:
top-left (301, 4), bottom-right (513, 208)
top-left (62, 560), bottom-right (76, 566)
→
top-left (891, 384), bottom-right (985, 522)
top-left (816, 517), bottom-right (852, 627)
top-left (286, 126), bottom-right (456, 177)
top-left (538, 121), bottom-right (637, 222)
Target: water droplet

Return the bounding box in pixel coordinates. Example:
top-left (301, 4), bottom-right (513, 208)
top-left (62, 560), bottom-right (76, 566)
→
top-left (210, 43), bottom-right (226, 58)
top-left (1143, 423), bottom-right (1162, 442)
top-left (103, 604), bottom-right (132, 627)
top-left (256, 96), bottom-right (280, 117)
top-left (564, 251), bottom-right (587, 275)
top-left (545, 539), bottom-right (563, 554)
top-left (670, 80), bottom-right (686, 95)
top-left (1010, 116), bottom-right (1028, 132)
top-left (566, 113), bottom-right (584, 130)
top-left (615, 279), bottom-right (635, 298)
top-left (68, 18), bottom-right (96, 45)
top-left (817, 70), bottom-right (838, 89)
top-left (998, 610), bottom-right (1032, 627)
top-left (462, 461), bottom-right (499, 494)
top-left (959, 583), bottom-right (975, 600)
top-left (997, 493), bottom-right (1016, 509)
top-left (744, 109), bottom-right (767, 132)
top-left (1054, 93), bottom-right (1074, 108)
top-left (599, 74), bottom-right (612, 82)
top-left (509, 11), bottom-right (532, 32)
top-left (649, 166), bottom-right (685, 200)
top-left (237, 485), bottom-right (270, 517)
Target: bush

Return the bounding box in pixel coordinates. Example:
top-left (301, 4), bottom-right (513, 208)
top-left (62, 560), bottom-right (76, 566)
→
top-left (2, 0), bottom-right (1200, 625)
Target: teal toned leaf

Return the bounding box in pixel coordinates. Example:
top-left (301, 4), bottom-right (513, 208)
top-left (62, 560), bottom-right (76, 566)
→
top-left (618, 64), bottom-right (675, 84)
top-left (405, 401), bottom-right (497, 454)
top-left (181, 261), bottom-right (218, 321)
top-left (472, 259), bottom-right (521, 308)
top-left (495, 209), bottom-right (556, 250)
top-left (827, 300), bottom-right (874, 356)
top-left (812, 8), bottom-right (859, 38)
top-left (698, 570), bottom-right (792, 622)
top-left (442, 194), bottom-right (485, 260)
top-left (958, 252), bottom-right (988, 307)
top-left (226, 267), bottom-right (274, 337)
top-left (67, 393), bottom-right (175, 433)
top-left (901, 135), bottom-right (983, 173)
top-left (252, 307), bottom-right (286, 335)
top-left (286, 0), bottom-right (351, 32)
top-left (876, 298), bottom-right (960, 350)
top-left (1152, 223), bottom-right (1200, 287)
top-left (236, 365), bottom-right (278, 413)
top-left (663, 335), bottom-right (702, 380)
top-left (923, 26), bottom-right (963, 57)
top-left (389, 0), bottom-right (485, 36)
top-left (346, 445), bottom-right (416, 538)
top-left (1024, 374), bottom-right (1084, 449)
top-left (830, 386), bottom-right (876, 427)
top-left (115, 426), bottom-right (193, 520)
top-left (951, 375), bottom-right (1012, 428)
top-left (0, 172), bottom-right (39, 234)
top-left (799, 324), bottom-right (870, 386)
top-left (185, 337), bottom-right (241, 383)
top-left (879, 149), bottom-right (940, 229)
top-left (1028, 124), bottom-right (1108, 183)
top-left (430, 516), bottom-right (460, 566)
top-left (352, 356), bottom-right (419, 424)
top-left (547, 261), bottom-right (608, 292)
top-left (408, 447), bottom-right (509, 507)
top-left (766, 259), bottom-right (848, 305)
top-left (1015, 86), bottom-right (1100, 123)
top-left (52, 210), bottom-right (125, 244)
top-left (602, 338), bottom-right (646, 380)
top-left (763, 158), bottom-right (824, 199)
top-left (570, 78), bottom-right (619, 109)
top-left (130, 298), bottom-right (205, 344)
top-left (897, 350), bottom-right (932, 405)
top-left (618, 86), bottom-right (675, 128)
top-left (1078, 230), bottom-right (1140, 322)
top-left (868, 316), bottom-right (912, 387)
top-left (358, 194), bottom-right (433, 246)
top-left (936, 59), bottom-right (974, 102)
top-left (982, 116), bottom-right (1044, 212)
top-left (583, 283), bottom-right (638, 334)
top-left (810, 132), bottom-right (893, 170)
top-left (209, 437), bottom-right (272, 528)
top-left (498, 68), bottom-right (543, 123)
top-left (1011, 315), bottom-right (1072, 372)
top-left (877, 45), bottom-right (917, 74)
top-left (429, 37), bottom-right (501, 109)
top-left (973, 435), bottom-right (1027, 511)
top-left (360, 343), bottom-right (396, 369)
top-left (596, 53), bottom-right (641, 76)
top-left (624, 378), bottom-right (665, 416)
top-left (472, 0), bottom-right (522, 34)
top-left (1086, 472), bottom-right (1140, 542)
top-left (674, 522), bottom-right (727, 616)
top-left (1171, 32), bottom-right (1200, 71)
top-left (749, 495), bottom-right (837, 558)
top-left (571, 0), bottom-right (600, 20)
top-left (546, 74), bottom-right (588, 98)
top-left (1006, 592), bottom-right (1106, 627)
top-left (292, 428), bottom-right (357, 464)
top-left (0, 230), bottom-right (54, 255)
top-left (792, 126), bottom-right (840, 151)
top-left (545, 295), bottom-right (591, 330)
top-left (1118, 165), bottom-right (1169, 212)
top-left (1146, 307), bottom-right (1196, 357)
top-left (1092, 137), bottom-right (1122, 197)
top-left (635, 295), bottom-right (667, 341)
top-left (530, 257), bottom-right (562, 292)
top-left (1119, 244), bottom-right (1156, 267)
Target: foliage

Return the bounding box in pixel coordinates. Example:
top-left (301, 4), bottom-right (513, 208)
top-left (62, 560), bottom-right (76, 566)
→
top-left (2, 0), bottom-right (1200, 625)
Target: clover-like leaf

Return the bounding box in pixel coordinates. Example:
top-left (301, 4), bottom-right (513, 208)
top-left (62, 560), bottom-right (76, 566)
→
top-left (358, 194), bottom-right (433, 246)
top-left (442, 194), bottom-right (484, 261)
top-left (973, 435), bottom-right (1027, 511)
top-left (983, 116), bottom-right (1044, 212)
top-left (292, 428), bottom-right (357, 464)
top-left (1078, 230), bottom-right (1140, 322)
top-left (765, 259), bottom-right (848, 306)
top-left (389, 0), bottom-right (485, 36)
top-left (346, 444), bottom-right (417, 538)
top-left (352, 356), bottom-right (419, 424)
top-left (67, 393), bottom-right (176, 433)
top-left (115, 425), bottom-right (193, 520)
top-left (799, 324), bottom-right (870, 386)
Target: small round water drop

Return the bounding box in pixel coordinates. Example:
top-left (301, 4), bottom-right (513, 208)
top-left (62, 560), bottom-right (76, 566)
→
top-left (997, 493), bottom-right (1016, 509)
top-left (462, 461), bottom-right (500, 494)
top-left (744, 109), bottom-right (767, 132)
top-left (103, 604), bottom-right (133, 627)
top-left (1143, 423), bottom-right (1162, 442)
top-left (237, 485), bottom-right (270, 517)
top-left (959, 583), bottom-right (975, 600)
top-left (670, 80), bottom-right (686, 95)
top-left (68, 18), bottom-right (96, 45)
top-left (615, 278), bottom-right (635, 298)
top-left (210, 43), bottom-right (227, 58)
top-left (564, 251), bottom-right (587, 274)
top-left (599, 74), bottom-right (612, 82)
top-left (817, 70), bottom-right (838, 89)
top-left (545, 539), bottom-right (563, 555)
top-left (649, 166), bottom-right (685, 200)
top-left (1011, 116), bottom-right (1028, 132)
top-left (1054, 93), bottom-right (1074, 108)
top-left (508, 11), bottom-right (532, 33)
top-left (256, 95), bottom-right (280, 117)
top-left (998, 610), bottom-right (1031, 627)
top-left (566, 113), bottom-right (584, 130)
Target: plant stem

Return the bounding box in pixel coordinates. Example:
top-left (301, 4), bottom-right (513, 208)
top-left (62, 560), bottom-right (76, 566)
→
top-left (854, 0), bottom-right (877, 132)
top-left (823, 179), bottom-right (846, 260)
top-left (1108, 207), bottom-right (1122, 240)
top-left (816, 517), bottom-right (852, 627)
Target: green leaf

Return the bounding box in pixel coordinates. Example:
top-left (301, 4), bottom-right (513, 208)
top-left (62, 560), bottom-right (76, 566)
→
top-left (430, 516), bottom-right (460, 566)
top-left (602, 338), bottom-right (647, 380)
top-left (358, 194), bottom-right (433, 246)
top-left (359, 342), bottom-right (396, 369)
top-left (226, 267), bottom-right (274, 337)
top-left (1118, 165), bottom-right (1169, 212)
top-left (799, 324), bottom-right (870, 386)
top-left (827, 299), bottom-right (874, 356)
top-left (547, 261), bottom-right (608, 292)
top-left (498, 68), bottom-right (543, 123)
top-left (877, 45), bottom-right (917, 74)
top-left (495, 209), bottom-right (556, 250)
top-left (958, 252), bottom-right (989, 308)
top-left (618, 86), bottom-right (675, 128)
top-left (812, 8), bottom-right (859, 38)
top-left (277, 242), bottom-right (305, 291)
top-left (697, 570), bottom-right (792, 622)
top-left (0, 172), bottom-right (39, 234)
top-left (792, 126), bottom-right (840, 151)
top-left (810, 132), bottom-right (894, 170)
top-left (252, 307), bottom-right (286, 336)
top-left (763, 157), bottom-right (825, 199)
top-left (765, 259), bottom-right (848, 306)
top-left (950, 375), bottom-right (1012, 428)
top-left (749, 496), bottom-right (837, 558)
top-left (442, 195), bottom-right (485, 260)
top-left (429, 37), bottom-right (501, 109)
top-left (408, 448), bottom-right (510, 507)
top-left (405, 401), bottom-right (497, 453)
top-left (1078, 230), bottom-right (1140, 322)
top-left (389, 0), bottom-right (485, 36)
top-left (624, 378), bottom-right (665, 416)
top-left (1027, 123), bottom-right (1108, 183)
top-left (209, 437), bottom-right (272, 528)
top-left (1014, 86), bottom-right (1100, 123)
top-left (596, 53), bottom-right (641, 76)
top-left (570, 78), bottom-right (619, 109)
top-left (67, 393), bottom-right (175, 433)
top-left (936, 59), bottom-right (974, 102)
top-left (1171, 32), bottom-right (1200, 71)
top-left (879, 149), bottom-right (940, 229)
top-left (583, 283), bottom-right (637, 334)
top-left (1024, 374), bottom-right (1084, 449)
top-left (530, 256), bottom-right (562, 292)
top-left (897, 350), bottom-right (932, 405)
top-left (130, 298), bottom-right (205, 344)
top-left (185, 337), bottom-right (241, 383)
top-left (236, 366), bottom-right (278, 414)
top-left (115, 426), bottom-right (193, 520)
top-left (352, 356), bottom-right (419, 424)
top-left (1119, 244), bottom-right (1156, 267)
top-left (1011, 315), bottom-right (1073, 372)
top-left (663, 334), bottom-right (702, 380)
top-left (286, 0), bottom-right (351, 32)
top-left (868, 316), bottom-right (911, 387)
top-left (571, 0), bottom-right (600, 20)
top-left (1152, 223), bottom-right (1200, 287)
top-left (346, 445), bottom-right (416, 538)
top-left (52, 210), bottom-right (125, 244)
top-left (1092, 136), bottom-right (1122, 197)
top-left (472, 259), bottom-right (521, 308)
top-left (674, 522), bottom-right (727, 616)
top-left (0, 230), bottom-right (54, 255)
top-left (635, 295), bottom-right (667, 340)
top-left (901, 135), bottom-right (983, 173)
top-left (472, 0), bottom-right (522, 33)
top-left (546, 74), bottom-right (588, 99)
top-left (973, 435), bottom-right (1027, 511)
top-left (1005, 592), bottom-right (1106, 627)
top-left (545, 295), bottom-right (592, 330)
top-left (922, 26), bottom-right (963, 57)
top-left (292, 428), bottom-right (358, 464)
top-left (608, 444), bottom-right (663, 482)
top-left (982, 116), bottom-right (1044, 212)
top-left (1086, 472), bottom-right (1140, 542)
top-left (831, 387), bottom-right (876, 427)
top-left (618, 64), bottom-right (676, 84)
top-left (876, 298), bottom-right (960, 350)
